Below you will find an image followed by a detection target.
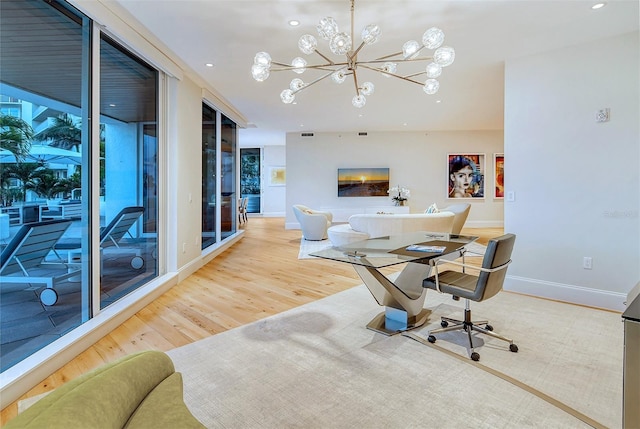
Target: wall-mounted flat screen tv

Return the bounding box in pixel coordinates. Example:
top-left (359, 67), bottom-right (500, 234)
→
top-left (337, 167), bottom-right (390, 197)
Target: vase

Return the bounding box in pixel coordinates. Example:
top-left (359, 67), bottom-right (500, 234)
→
top-left (394, 200), bottom-right (405, 206)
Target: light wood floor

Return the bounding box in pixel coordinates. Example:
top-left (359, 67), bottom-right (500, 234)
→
top-left (1, 217), bottom-right (502, 423)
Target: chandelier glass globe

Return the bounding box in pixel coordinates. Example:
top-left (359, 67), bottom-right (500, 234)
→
top-left (317, 17), bottom-right (338, 40)
top-left (434, 46), bottom-right (455, 67)
top-left (329, 32), bottom-right (352, 55)
top-left (280, 89), bottom-right (295, 104)
top-left (331, 69), bottom-right (347, 84)
top-left (422, 27), bottom-right (445, 49)
top-left (291, 57), bottom-right (307, 73)
top-left (251, 64), bottom-right (269, 82)
top-left (361, 82), bottom-right (375, 96)
top-left (402, 40), bottom-right (420, 59)
top-left (290, 78), bottom-right (305, 91)
top-left (380, 62), bottom-right (397, 77)
top-left (423, 79), bottom-right (440, 95)
top-left (361, 24), bottom-right (381, 44)
top-left (254, 51), bottom-right (271, 67)
top-left (352, 94), bottom-right (366, 108)
top-left (425, 62), bottom-right (442, 78)
top-left (298, 35), bottom-right (318, 55)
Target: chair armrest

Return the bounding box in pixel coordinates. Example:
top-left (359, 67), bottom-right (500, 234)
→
top-left (309, 210), bottom-right (333, 223)
top-left (430, 258), bottom-right (511, 293)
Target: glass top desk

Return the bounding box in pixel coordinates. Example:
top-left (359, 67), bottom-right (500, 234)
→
top-left (311, 231), bottom-right (478, 335)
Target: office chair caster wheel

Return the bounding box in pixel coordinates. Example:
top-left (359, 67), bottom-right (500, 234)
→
top-left (471, 352), bottom-right (480, 361)
top-left (427, 335), bottom-right (436, 343)
top-left (131, 256), bottom-right (144, 269)
top-left (509, 344), bottom-right (519, 353)
top-left (440, 320), bottom-right (448, 328)
top-left (40, 288), bottom-right (58, 306)
top-left (485, 324), bottom-right (493, 331)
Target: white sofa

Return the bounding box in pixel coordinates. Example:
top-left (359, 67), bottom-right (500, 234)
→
top-left (327, 212), bottom-right (455, 246)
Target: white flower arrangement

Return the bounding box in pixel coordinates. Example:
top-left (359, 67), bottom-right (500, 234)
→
top-left (388, 185), bottom-right (410, 205)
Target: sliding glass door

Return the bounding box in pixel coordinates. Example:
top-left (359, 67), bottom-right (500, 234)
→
top-left (202, 105), bottom-right (238, 249)
top-left (0, 0), bottom-right (160, 372)
top-left (99, 34), bottom-right (159, 308)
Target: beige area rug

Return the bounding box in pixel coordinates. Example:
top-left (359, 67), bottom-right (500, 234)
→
top-left (298, 237), bottom-right (487, 259)
top-left (297, 237), bottom-right (333, 259)
top-left (167, 285), bottom-right (622, 429)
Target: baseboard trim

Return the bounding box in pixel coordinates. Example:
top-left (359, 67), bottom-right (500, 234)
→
top-left (465, 220), bottom-right (504, 228)
top-left (505, 275), bottom-right (626, 312)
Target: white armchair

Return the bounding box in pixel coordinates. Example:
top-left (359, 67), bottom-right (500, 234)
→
top-left (440, 203), bottom-right (471, 234)
top-left (292, 205), bottom-right (333, 241)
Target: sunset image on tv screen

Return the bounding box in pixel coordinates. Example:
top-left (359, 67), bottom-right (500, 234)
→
top-left (338, 168), bottom-right (389, 197)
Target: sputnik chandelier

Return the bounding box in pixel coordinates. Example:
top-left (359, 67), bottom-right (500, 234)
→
top-left (251, 0), bottom-right (455, 108)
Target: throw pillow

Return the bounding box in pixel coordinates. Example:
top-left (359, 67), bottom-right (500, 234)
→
top-left (425, 203), bottom-right (440, 214)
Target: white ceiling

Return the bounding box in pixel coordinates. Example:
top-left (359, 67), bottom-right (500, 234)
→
top-left (110, 0), bottom-right (639, 141)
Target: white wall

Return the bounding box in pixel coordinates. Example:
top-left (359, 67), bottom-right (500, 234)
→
top-left (286, 130), bottom-right (504, 227)
top-left (504, 32), bottom-right (640, 311)
top-left (262, 145), bottom-right (286, 216)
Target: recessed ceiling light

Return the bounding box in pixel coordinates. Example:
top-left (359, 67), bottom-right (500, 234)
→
top-left (436, 100), bottom-right (442, 103)
top-left (289, 20), bottom-right (300, 26)
top-left (591, 2), bottom-right (606, 9)
top-left (205, 63), bottom-right (214, 67)
top-left (109, 103), bottom-right (116, 107)
top-left (403, 123), bottom-right (408, 126)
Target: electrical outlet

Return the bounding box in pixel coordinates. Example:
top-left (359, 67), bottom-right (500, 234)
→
top-left (182, 242), bottom-right (187, 254)
top-left (596, 108), bottom-right (610, 122)
top-left (583, 257), bottom-right (592, 270)
top-left (506, 191), bottom-right (515, 202)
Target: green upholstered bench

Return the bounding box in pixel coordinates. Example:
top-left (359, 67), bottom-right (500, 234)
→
top-left (5, 351), bottom-right (204, 429)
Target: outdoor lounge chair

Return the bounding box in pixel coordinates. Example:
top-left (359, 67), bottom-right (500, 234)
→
top-left (0, 219), bottom-right (76, 306)
top-left (56, 206), bottom-right (146, 270)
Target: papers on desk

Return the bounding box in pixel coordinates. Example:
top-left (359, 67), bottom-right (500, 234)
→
top-left (389, 240), bottom-right (465, 258)
top-left (405, 244), bottom-right (446, 253)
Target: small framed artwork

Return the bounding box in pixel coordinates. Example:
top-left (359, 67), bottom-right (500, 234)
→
top-left (447, 153), bottom-right (485, 199)
top-left (494, 153), bottom-right (504, 199)
top-left (268, 166), bottom-right (286, 186)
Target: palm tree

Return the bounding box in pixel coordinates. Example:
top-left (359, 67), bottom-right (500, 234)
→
top-left (30, 168), bottom-right (65, 200)
top-left (0, 114), bottom-right (33, 161)
top-left (33, 113), bottom-right (81, 151)
top-left (3, 163), bottom-right (44, 202)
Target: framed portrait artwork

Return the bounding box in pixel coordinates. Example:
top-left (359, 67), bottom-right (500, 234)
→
top-left (494, 153), bottom-right (504, 199)
top-left (447, 153), bottom-right (485, 199)
top-left (268, 166), bottom-right (286, 186)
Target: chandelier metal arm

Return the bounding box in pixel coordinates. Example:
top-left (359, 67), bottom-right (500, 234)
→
top-left (350, 41), bottom-right (366, 61)
top-left (270, 62), bottom-right (349, 72)
top-left (292, 69), bottom-right (336, 94)
top-left (313, 49), bottom-right (336, 65)
top-left (357, 63), bottom-right (424, 86)
top-left (352, 69), bottom-right (360, 95)
top-left (369, 55), bottom-right (434, 64)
